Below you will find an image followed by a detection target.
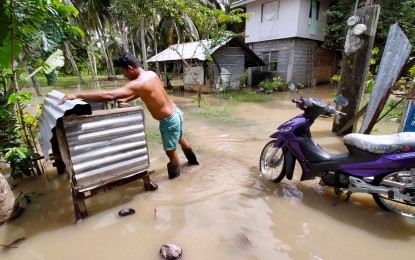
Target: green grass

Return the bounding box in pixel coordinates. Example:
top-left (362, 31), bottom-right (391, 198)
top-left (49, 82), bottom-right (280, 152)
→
top-left (145, 127), bottom-right (161, 146)
top-left (184, 104), bottom-right (246, 127)
top-left (381, 99), bottom-right (405, 122)
top-left (361, 94), bottom-right (405, 122)
top-left (21, 73), bottom-right (124, 87)
top-left (214, 90), bottom-right (273, 103)
top-left (198, 105), bottom-right (234, 118)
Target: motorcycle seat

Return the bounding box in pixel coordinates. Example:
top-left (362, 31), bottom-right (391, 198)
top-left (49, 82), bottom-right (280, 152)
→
top-left (343, 132), bottom-right (415, 154)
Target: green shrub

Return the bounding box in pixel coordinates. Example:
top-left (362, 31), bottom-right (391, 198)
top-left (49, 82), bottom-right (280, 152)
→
top-left (330, 74), bottom-right (340, 87)
top-left (272, 76), bottom-right (287, 91)
top-left (239, 69), bottom-right (248, 86)
top-left (259, 76), bottom-right (286, 93)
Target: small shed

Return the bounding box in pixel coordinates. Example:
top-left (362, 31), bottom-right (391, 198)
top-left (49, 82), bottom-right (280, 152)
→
top-left (148, 37), bottom-right (264, 92)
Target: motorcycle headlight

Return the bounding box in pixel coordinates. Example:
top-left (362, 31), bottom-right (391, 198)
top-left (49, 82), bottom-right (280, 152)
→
top-left (280, 127), bottom-right (292, 132)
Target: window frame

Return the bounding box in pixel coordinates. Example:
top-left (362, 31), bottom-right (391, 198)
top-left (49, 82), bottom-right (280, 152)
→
top-left (262, 51), bottom-right (278, 71)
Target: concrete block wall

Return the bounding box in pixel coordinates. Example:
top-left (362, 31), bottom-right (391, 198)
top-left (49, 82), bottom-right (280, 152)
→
top-left (250, 38), bottom-right (318, 86)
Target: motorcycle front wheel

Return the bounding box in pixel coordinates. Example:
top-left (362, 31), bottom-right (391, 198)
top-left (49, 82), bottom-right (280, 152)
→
top-left (372, 170), bottom-right (415, 218)
top-left (259, 140), bottom-right (287, 183)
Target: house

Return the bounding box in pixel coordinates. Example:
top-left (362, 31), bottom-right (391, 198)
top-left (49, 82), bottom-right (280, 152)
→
top-left (147, 37), bottom-right (264, 92)
top-left (231, 0), bottom-right (338, 86)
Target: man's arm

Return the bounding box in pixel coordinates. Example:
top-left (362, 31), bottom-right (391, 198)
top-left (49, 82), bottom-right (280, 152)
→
top-left (117, 93), bottom-right (140, 103)
top-left (59, 82), bottom-right (138, 105)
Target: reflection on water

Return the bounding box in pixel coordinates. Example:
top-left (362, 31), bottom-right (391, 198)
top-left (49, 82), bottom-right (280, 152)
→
top-left (1, 83), bottom-right (415, 259)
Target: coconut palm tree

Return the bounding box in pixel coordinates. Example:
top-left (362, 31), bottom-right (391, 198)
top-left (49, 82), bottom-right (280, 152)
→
top-left (0, 172), bottom-right (20, 225)
top-left (70, 0), bottom-right (117, 79)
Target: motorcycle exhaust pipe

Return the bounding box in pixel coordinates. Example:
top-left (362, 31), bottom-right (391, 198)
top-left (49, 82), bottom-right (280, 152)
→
top-left (348, 177), bottom-right (414, 202)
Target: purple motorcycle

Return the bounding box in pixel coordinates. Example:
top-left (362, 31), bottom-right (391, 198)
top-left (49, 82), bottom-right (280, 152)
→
top-left (259, 82), bottom-right (415, 217)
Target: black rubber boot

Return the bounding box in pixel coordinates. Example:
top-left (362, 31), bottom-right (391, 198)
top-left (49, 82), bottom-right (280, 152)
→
top-left (183, 148), bottom-right (199, 165)
top-left (167, 163), bottom-right (180, 179)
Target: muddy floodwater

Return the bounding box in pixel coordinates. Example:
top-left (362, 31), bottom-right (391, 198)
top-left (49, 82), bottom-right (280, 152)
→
top-left (1, 82), bottom-right (415, 259)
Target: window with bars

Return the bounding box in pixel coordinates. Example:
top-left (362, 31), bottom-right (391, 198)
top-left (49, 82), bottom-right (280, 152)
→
top-left (262, 51), bottom-right (278, 71)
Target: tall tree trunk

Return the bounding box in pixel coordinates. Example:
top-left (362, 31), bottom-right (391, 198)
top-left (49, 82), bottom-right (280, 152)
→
top-left (119, 20), bottom-right (129, 53)
top-left (64, 41), bottom-right (85, 84)
top-left (86, 45), bottom-right (96, 79)
top-left (130, 34), bottom-right (136, 57)
top-left (85, 39), bottom-right (97, 79)
top-left (172, 22), bottom-right (202, 107)
top-left (153, 18), bottom-right (160, 75)
top-left (96, 23), bottom-right (115, 80)
top-left (26, 66), bottom-right (42, 96)
top-left (100, 19), bottom-right (116, 79)
top-left (90, 44), bottom-right (98, 78)
top-left (140, 18), bottom-right (148, 70)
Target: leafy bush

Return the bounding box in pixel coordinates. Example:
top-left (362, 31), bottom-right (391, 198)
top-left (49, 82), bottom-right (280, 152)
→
top-left (5, 146), bottom-right (37, 179)
top-left (381, 99), bottom-right (405, 122)
top-left (239, 69), bottom-right (248, 86)
top-left (273, 76), bottom-right (287, 91)
top-left (0, 89), bottom-right (39, 179)
top-left (259, 76), bottom-right (286, 93)
top-left (259, 79), bottom-right (274, 93)
top-left (330, 74), bottom-right (340, 87)
top-left (365, 79), bottom-right (375, 93)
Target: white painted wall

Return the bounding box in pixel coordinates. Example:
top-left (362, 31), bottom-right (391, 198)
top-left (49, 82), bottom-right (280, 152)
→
top-left (296, 0), bottom-right (329, 41)
top-left (244, 0), bottom-right (330, 43)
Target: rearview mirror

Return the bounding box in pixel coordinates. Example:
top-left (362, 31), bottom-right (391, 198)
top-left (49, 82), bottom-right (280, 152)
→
top-left (334, 95), bottom-right (349, 106)
top-left (287, 81), bottom-right (297, 91)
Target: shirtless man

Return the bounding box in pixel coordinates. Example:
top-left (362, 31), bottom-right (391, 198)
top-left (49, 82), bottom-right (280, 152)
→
top-left (59, 53), bottom-right (199, 179)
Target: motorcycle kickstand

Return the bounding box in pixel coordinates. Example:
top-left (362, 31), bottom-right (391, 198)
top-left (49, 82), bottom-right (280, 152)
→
top-left (345, 191), bottom-right (352, 202)
top-left (333, 188), bottom-right (342, 206)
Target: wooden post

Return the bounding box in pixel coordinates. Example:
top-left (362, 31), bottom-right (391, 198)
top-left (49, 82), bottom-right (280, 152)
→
top-left (332, 5), bottom-right (380, 134)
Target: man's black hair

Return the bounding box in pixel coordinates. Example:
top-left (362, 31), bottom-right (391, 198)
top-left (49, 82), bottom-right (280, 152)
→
top-left (113, 53), bottom-right (140, 68)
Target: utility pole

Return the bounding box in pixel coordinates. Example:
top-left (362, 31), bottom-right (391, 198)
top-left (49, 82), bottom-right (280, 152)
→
top-left (332, 4), bottom-right (380, 134)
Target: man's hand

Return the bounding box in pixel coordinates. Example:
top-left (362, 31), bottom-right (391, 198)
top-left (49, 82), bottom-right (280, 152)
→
top-left (117, 98), bottom-right (128, 103)
top-left (58, 94), bottom-right (78, 105)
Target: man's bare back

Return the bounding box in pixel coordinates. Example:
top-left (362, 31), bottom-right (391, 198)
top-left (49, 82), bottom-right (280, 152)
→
top-left (126, 68), bottom-right (175, 120)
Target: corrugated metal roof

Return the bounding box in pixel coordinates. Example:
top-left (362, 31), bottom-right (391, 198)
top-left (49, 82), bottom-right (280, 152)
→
top-left (148, 39), bottom-right (231, 62)
top-left (230, 0), bottom-right (256, 8)
top-left (38, 90), bottom-right (92, 160)
top-left (61, 107), bottom-right (149, 191)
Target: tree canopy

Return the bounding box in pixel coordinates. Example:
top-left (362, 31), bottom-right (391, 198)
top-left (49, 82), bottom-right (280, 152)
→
top-left (323, 0), bottom-right (415, 56)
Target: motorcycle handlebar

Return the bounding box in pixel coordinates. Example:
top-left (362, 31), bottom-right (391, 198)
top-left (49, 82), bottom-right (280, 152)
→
top-left (292, 98), bottom-right (347, 116)
top-left (335, 111), bottom-right (347, 116)
top-left (291, 99), bottom-right (302, 105)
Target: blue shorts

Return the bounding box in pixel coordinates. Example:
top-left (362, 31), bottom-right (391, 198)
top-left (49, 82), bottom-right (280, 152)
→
top-left (159, 107), bottom-right (184, 151)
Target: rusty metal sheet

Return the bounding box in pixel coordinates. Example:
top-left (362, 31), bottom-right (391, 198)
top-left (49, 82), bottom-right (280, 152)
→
top-left (61, 107), bottom-right (150, 191)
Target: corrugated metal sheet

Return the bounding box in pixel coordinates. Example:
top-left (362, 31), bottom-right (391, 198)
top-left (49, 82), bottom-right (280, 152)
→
top-left (147, 39), bottom-right (231, 62)
top-left (61, 107), bottom-right (149, 191)
top-left (230, 0), bottom-right (255, 8)
top-left (38, 90), bottom-right (92, 160)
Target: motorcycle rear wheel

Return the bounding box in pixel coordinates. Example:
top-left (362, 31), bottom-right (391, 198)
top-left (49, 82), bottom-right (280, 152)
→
top-left (372, 171), bottom-right (415, 218)
top-left (259, 140), bottom-right (287, 183)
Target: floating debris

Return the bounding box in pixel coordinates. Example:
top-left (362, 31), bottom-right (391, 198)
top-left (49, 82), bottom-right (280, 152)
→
top-left (118, 208), bottom-right (135, 217)
top-left (160, 244), bottom-right (182, 260)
